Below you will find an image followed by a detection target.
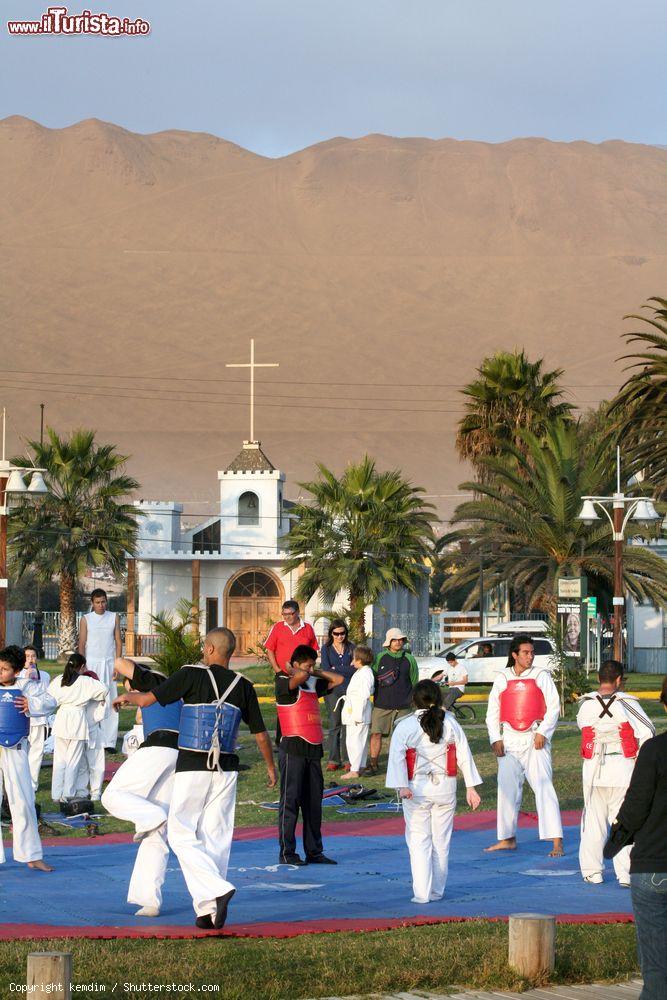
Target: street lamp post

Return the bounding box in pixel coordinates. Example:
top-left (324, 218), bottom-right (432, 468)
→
top-left (0, 408), bottom-right (49, 646)
top-left (577, 446), bottom-right (660, 661)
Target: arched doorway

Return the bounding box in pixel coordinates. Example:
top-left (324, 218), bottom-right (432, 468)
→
top-left (225, 568), bottom-right (284, 655)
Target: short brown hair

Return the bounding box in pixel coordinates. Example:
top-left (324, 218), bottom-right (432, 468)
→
top-left (353, 645), bottom-right (374, 666)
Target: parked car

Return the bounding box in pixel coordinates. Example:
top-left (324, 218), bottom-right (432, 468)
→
top-left (417, 630), bottom-right (556, 684)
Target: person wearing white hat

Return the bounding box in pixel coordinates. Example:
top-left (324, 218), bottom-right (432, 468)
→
top-left (368, 628), bottom-right (419, 775)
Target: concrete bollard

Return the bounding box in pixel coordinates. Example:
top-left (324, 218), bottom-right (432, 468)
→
top-left (27, 951), bottom-right (72, 999)
top-left (508, 912), bottom-right (556, 980)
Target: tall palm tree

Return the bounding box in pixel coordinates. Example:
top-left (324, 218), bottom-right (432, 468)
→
top-left (610, 297), bottom-right (667, 496)
top-left (441, 418), bottom-right (667, 613)
top-left (10, 429), bottom-right (139, 656)
top-left (456, 349), bottom-right (573, 472)
top-left (283, 456), bottom-right (438, 642)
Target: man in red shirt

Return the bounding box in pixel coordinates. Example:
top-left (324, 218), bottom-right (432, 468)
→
top-left (265, 601), bottom-right (319, 676)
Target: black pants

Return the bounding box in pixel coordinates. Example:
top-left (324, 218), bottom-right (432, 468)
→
top-left (278, 746), bottom-right (324, 859)
top-left (324, 691), bottom-right (346, 763)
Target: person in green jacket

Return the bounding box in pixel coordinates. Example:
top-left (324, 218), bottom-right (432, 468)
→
top-left (368, 628), bottom-right (419, 774)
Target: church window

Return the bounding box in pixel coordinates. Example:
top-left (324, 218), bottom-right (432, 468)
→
top-left (228, 570), bottom-right (280, 598)
top-left (238, 491), bottom-right (259, 526)
top-left (192, 520), bottom-right (221, 554)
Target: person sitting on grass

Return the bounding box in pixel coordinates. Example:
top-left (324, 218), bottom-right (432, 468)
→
top-left (275, 644), bottom-right (343, 865)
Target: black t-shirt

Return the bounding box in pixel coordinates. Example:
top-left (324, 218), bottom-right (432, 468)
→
top-left (130, 664), bottom-right (178, 751)
top-left (275, 675), bottom-right (329, 759)
top-left (154, 663), bottom-right (266, 773)
top-left (615, 731), bottom-right (667, 873)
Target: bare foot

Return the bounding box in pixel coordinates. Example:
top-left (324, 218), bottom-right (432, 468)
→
top-left (548, 838), bottom-right (564, 858)
top-left (346, 771), bottom-right (360, 778)
top-left (28, 860), bottom-right (54, 872)
top-left (484, 838), bottom-right (517, 852)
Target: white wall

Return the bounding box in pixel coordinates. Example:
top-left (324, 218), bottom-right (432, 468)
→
top-left (218, 469), bottom-right (285, 551)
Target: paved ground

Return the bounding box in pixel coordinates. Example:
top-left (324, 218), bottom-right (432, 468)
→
top-left (316, 979), bottom-right (643, 999)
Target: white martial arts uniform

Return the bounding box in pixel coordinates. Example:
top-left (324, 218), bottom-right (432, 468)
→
top-left (19, 666), bottom-right (51, 792)
top-left (48, 674), bottom-right (107, 801)
top-left (74, 698), bottom-right (106, 800)
top-left (82, 609), bottom-right (119, 749)
top-left (0, 676), bottom-right (55, 865)
top-left (386, 710), bottom-right (482, 903)
top-left (576, 690), bottom-right (654, 883)
top-left (341, 666), bottom-right (374, 772)
top-left (486, 666), bottom-right (563, 842)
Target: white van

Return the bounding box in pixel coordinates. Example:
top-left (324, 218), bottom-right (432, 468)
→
top-left (417, 627), bottom-right (556, 684)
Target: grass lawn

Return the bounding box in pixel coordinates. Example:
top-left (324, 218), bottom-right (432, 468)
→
top-left (3, 660), bottom-right (662, 996)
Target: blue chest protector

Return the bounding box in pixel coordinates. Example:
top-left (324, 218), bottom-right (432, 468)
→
top-left (178, 668), bottom-right (243, 770)
top-left (0, 686), bottom-right (30, 748)
top-left (142, 698), bottom-right (183, 739)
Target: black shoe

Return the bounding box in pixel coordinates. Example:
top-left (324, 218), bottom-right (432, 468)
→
top-left (195, 914), bottom-right (214, 929)
top-left (306, 854), bottom-right (337, 865)
top-left (279, 853), bottom-right (306, 866)
top-left (214, 888), bottom-right (236, 929)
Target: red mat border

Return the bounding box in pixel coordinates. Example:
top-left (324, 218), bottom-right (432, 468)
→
top-left (0, 912), bottom-right (633, 941)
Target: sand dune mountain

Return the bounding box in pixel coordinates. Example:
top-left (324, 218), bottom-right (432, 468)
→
top-left (1, 116), bottom-right (666, 525)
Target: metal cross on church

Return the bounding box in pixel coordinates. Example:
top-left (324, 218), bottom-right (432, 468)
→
top-left (226, 339), bottom-right (279, 442)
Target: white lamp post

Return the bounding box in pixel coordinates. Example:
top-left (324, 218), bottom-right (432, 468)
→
top-left (0, 408), bottom-right (50, 646)
top-left (577, 446), bottom-right (660, 661)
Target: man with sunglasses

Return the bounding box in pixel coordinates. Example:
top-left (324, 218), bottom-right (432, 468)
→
top-left (265, 601), bottom-right (319, 676)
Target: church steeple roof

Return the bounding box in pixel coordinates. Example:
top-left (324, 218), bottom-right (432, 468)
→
top-left (224, 440), bottom-right (275, 473)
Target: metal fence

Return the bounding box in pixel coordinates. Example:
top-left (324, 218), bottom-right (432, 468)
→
top-left (21, 611), bottom-right (128, 660)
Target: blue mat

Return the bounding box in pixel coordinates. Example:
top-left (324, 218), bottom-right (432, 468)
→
top-left (0, 823), bottom-right (632, 934)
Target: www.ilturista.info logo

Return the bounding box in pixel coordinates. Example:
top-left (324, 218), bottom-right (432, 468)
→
top-left (7, 7), bottom-right (150, 35)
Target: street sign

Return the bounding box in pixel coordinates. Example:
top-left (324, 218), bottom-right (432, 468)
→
top-left (587, 596), bottom-right (597, 618)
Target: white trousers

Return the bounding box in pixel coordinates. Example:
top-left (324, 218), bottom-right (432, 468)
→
top-left (345, 722), bottom-right (370, 772)
top-left (75, 745), bottom-right (106, 800)
top-left (51, 737), bottom-right (85, 801)
top-left (167, 769), bottom-right (237, 918)
top-left (102, 745), bottom-right (178, 909)
top-left (88, 657), bottom-right (119, 749)
top-left (403, 795), bottom-right (456, 903)
top-left (0, 742), bottom-right (43, 863)
top-left (497, 742), bottom-right (563, 841)
top-left (27, 725), bottom-right (47, 792)
top-left (580, 784), bottom-right (630, 882)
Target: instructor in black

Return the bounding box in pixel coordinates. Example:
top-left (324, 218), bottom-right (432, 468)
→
top-left (275, 644), bottom-right (344, 865)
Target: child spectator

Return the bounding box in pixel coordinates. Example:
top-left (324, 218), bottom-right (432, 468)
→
top-left (341, 645), bottom-right (375, 778)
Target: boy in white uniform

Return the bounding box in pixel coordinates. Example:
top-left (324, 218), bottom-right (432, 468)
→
top-left (386, 679), bottom-right (482, 904)
top-left (341, 645), bottom-right (375, 777)
top-left (576, 658), bottom-right (654, 886)
top-left (0, 646), bottom-right (55, 872)
top-left (19, 645), bottom-right (51, 792)
top-left (78, 588), bottom-right (122, 749)
top-left (485, 634), bottom-right (563, 857)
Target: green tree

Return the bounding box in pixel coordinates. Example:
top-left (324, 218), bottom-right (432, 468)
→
top-left (441, 418), bottom-right (667, 613)
top-left (456, 349), bottom-right (573, 472)
top-left (283, 456), bottom-right (437, 642)
top-left (610, 296), bottom-right (667, 497)
top-left (9, 429), bottom-right (139, 656)
top-left (150, 599), bottom-right (202, 676)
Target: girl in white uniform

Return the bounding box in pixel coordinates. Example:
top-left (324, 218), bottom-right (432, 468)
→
top-left (386, 679), bottom-right (482, 904)
top-left (0, 645), bottom-right (55, 871)
top-left (48, 653), bottom-right (107, 803)
top-left (341, 645), bottom-right (375, 777)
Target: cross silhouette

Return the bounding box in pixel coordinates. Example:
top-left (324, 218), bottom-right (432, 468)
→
top-left (226, 339), bottom-right (279, 442)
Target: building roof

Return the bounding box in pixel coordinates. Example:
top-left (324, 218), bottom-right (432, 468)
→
top-left (224, 440), bottom-right (275, 473)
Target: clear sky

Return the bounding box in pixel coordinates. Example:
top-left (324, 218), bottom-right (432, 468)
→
top-left (1, 0), bottom-right (665, 157)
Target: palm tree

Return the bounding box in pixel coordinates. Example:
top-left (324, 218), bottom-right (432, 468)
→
top-left (440, 418), bottom-right (667, 613)
top-left (610, 297), bottom-right (667, 496)
top-left (150, 599), bottom-right (202, 676)
top-left (283, 456), bottom-right (438, 642)
top-left (456, 349), bottom-right (573, 472)
top-left (10, 429), bottom-right (139, 656)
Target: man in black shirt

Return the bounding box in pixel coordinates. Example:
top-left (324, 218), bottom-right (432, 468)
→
top-left (115, 627), bottom-right (275, 930)
top-left (275, 643), bottom-right (343, 865)
top-left (103, 656), bottom-right (181, 918)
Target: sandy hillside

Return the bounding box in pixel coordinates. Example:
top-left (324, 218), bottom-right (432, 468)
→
top-left (1, 116), bottom-right (666, 527)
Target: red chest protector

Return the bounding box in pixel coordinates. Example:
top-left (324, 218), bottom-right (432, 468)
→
top-left (406, 743), bottom-right (457, 779)
top-left (499, 677), bottom-right (547, 732)
top-left (276, 689), bottom-right (323, 745)
top-left (580, 721), bottom-right (638, 759)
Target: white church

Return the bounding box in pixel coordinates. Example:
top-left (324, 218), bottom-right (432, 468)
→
top-left (126, 437), bottom-right (430, 656)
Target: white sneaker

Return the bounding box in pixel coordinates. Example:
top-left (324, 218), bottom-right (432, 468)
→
top-left (619, 879), bottom-right (631, 888)
top-left (583, 873), bottom-right (603, 884)
top-left (411, 896), bottom-right (430, 904)
top-left (135, 906), bottom-right (160, 917)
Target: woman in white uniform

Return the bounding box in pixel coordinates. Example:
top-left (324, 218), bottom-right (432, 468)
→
top-left (387, 679), bottom-right (482, 904)
top-left (48, 653), bottom-right (108, 803)
top-left (78, 589), bottom-right (121, 749)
